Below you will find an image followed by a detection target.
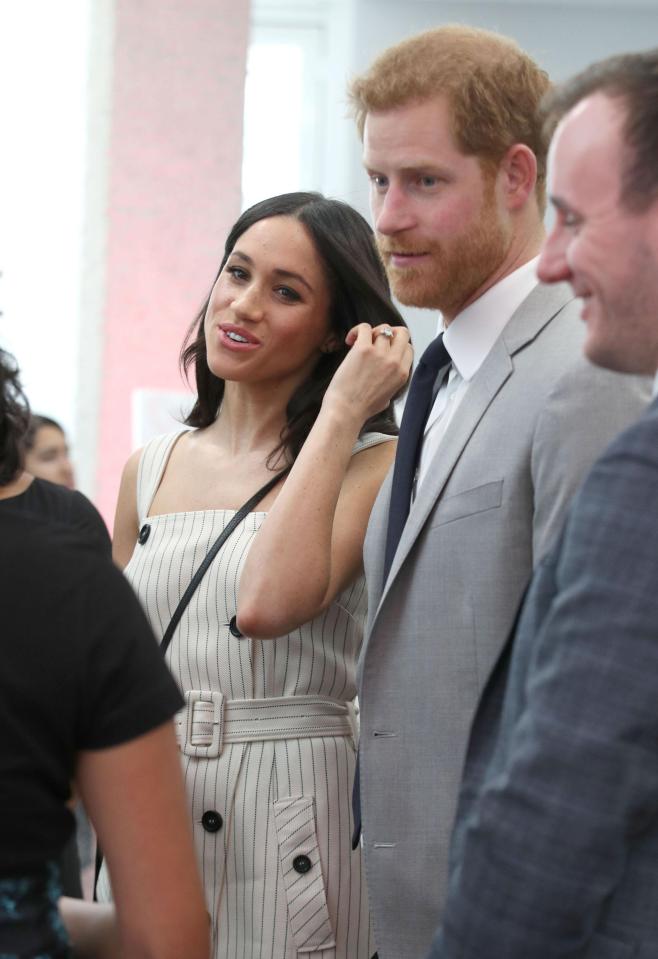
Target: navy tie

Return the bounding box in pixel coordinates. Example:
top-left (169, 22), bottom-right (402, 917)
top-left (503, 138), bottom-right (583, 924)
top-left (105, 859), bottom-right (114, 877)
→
top-left (382, 333), bottom-right (451, 585)
top-left (352, 334), bottom-right (450, 850)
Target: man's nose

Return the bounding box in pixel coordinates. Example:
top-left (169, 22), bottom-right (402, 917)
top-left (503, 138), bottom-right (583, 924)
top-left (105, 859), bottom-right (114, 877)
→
top-left (372, 184), bottom-right (416, 236)
top-left (537, 225), bottom-right (572, 285)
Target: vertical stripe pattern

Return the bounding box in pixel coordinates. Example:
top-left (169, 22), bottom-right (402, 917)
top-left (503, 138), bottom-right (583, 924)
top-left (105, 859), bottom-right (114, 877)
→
top-left (100, 430), bottom-right (390, 958)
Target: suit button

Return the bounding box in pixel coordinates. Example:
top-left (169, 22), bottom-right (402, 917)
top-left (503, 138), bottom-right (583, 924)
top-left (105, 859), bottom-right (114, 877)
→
top-left (228, 615), bottom-right (243, 638)
top-left (292, 854), bottom-right (312, 874)
top-left (138, 524), bottom-right (151, 545)
top-left (201, 810), bottom-right (223, 833)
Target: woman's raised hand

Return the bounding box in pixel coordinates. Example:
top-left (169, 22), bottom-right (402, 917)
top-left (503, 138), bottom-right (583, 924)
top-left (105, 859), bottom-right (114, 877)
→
top-left (323, 323), bottom-right (413, 425)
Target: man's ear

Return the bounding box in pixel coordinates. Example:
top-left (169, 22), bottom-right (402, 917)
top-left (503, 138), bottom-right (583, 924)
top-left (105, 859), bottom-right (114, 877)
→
top-left (500, 143), bottom-right (538, 211)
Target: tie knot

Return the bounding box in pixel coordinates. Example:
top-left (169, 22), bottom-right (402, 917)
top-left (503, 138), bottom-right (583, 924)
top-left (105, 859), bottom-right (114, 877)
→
top-left (418, 334), bottom-right (451, 377)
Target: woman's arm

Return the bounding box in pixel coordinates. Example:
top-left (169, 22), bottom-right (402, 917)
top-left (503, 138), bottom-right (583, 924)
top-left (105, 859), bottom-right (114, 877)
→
top-left (76, 722), bottom-right (209, 959)
top-left (112, 448), bottom-right (141, 568)
top-left (237, 323), bottom-right (411, 638)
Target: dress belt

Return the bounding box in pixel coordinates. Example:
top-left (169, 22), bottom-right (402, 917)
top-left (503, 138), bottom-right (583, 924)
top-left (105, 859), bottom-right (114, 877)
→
top-left (175, 691), bottom-right (358, 759)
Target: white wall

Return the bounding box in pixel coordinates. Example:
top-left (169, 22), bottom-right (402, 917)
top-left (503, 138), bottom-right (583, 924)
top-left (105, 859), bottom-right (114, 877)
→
top-left (246, 0), bottom-right (359, 206)
top-left (0, 1), bottom-right (91, 450)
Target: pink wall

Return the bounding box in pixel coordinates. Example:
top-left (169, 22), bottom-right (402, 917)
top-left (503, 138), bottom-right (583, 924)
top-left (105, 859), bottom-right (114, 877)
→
top-left (96, 0), bottom-right (250, 525)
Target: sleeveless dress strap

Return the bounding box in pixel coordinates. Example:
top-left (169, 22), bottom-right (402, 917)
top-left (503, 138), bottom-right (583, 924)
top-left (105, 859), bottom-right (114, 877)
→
top-left (135, 429), bottom-right (190, 523)
top-left (134, 430), bottom-right (390, 521)
top-left (351, 430), bottom-right (396, 455)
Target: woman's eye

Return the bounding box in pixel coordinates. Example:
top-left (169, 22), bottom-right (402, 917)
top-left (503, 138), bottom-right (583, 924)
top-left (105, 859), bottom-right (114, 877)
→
top-left (276, 286), bottom-right (301, 302)
top-left (227, 266), bottom-right (248, 281)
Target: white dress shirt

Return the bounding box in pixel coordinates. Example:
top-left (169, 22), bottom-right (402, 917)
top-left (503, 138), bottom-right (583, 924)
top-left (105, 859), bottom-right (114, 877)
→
top-left (414, 257), bottom-right (540, 496)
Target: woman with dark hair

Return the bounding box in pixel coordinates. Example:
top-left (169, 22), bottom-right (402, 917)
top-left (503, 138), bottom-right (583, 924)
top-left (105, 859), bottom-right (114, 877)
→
top-left (100, 192), bottom-right (412, 957)
top-left (23, 414), bottom-right (76, 490)
top-left (0, 348), bottom-right (210, 958)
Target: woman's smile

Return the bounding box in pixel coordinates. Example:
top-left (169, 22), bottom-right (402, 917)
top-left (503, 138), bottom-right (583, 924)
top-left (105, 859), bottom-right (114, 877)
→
top-left (218, 323), bottom-right (262, 350)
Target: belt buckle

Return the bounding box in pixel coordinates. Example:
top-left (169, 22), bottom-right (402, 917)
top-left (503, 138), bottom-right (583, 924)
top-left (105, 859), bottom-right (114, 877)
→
top-left (180, 690), bottom-right (225, 758)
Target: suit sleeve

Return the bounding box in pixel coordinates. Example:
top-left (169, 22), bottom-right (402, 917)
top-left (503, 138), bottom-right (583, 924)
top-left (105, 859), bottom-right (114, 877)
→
top-left (530, 355), bottom-right (650, 563)
top-left (429, 420), bottom-right (658, 958)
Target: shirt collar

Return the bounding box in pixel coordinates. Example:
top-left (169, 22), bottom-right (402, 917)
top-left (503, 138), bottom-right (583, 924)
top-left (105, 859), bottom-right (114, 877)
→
top-left (441, 257), bottom-right (540, 381)
top-left (653, 370), bottom-right (658, 398)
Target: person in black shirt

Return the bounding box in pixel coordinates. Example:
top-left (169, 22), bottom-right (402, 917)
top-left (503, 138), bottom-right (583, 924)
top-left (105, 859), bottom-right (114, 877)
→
top-left (0, 380), bottom-right (110, 901)
top-left (0, 348), bottom-right (209, 958)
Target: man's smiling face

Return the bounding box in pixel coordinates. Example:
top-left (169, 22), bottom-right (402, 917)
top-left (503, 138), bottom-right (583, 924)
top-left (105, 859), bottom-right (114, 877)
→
top-left (538, 92), bottom-right (658, 375)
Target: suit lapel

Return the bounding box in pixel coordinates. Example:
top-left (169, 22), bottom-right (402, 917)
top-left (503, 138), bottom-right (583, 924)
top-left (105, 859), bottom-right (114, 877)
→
top-left (379, 340), bottom-right (513, 602)
top-left (372, 281), bottom-right (575, 618)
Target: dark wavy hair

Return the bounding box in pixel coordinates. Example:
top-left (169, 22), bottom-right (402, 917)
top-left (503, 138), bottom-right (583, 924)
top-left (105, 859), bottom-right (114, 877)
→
top-left (181, 192), bottom-right (407, 467)
top-left (0, 349), bottom-right (31, 485)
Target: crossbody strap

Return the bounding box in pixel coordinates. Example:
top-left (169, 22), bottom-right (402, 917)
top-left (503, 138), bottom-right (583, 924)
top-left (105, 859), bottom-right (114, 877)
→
top-left (160, 469), bottom-right (289, 656)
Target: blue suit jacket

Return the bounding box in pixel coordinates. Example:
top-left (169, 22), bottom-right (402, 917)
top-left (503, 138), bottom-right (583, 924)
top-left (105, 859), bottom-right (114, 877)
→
top-left (429, 395), bottom-right (658, 959)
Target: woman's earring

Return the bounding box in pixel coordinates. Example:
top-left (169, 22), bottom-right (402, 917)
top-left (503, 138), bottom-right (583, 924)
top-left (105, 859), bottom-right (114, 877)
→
top-left (321, 337), bottom-right (340, 354)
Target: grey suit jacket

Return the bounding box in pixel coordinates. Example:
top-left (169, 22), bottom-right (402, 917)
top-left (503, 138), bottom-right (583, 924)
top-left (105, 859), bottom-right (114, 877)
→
top-left (429, 396), bottom-right (658, 959)
top-left (358, 282), bottom-right (651, 959)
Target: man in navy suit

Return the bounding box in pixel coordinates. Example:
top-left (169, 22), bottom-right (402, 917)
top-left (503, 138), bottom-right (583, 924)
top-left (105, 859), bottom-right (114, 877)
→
top-left (428, 48), bottom-right (658, 959)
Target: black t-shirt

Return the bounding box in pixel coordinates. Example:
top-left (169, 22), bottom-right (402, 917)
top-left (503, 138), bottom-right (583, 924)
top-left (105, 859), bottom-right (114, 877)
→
top-left (0, 476), bottom-right (111, 556)
top-left (0, 511), bottom-right (184, 875)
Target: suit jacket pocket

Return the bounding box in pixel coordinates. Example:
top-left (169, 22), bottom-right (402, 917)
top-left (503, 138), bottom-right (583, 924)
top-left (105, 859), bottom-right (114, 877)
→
top-left (429, 479), bottom-right (503, 528)
top-left (273, 795), bottom-right (336, 953)
top-left (584, 931), bottom-right (636, 958)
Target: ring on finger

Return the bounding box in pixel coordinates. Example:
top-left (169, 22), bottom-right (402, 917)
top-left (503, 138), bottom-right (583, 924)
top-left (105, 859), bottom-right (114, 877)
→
top-left (375, 327), bottom-right (394, 341)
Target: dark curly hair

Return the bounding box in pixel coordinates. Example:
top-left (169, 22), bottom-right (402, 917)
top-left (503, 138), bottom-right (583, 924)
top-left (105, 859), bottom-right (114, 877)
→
top-left (0, 349), bottom-right (31, 485)
top-left (181, 191), bottom-right (407, 467)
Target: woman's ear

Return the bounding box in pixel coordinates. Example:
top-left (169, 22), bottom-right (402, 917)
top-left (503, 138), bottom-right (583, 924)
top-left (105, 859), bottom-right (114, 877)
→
top-left (321, 334), bottom-right (341, 354)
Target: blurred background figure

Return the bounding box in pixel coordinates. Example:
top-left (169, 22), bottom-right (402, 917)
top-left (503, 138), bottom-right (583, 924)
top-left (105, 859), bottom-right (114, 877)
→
top-left (23, 415), bottom-right (76, 490)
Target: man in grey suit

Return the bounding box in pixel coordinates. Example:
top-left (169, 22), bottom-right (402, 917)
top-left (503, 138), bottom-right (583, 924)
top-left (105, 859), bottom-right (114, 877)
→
top-left (428, 47), bottom-right (658, 959)
top-left (348, 26), bottom-right (651, 959)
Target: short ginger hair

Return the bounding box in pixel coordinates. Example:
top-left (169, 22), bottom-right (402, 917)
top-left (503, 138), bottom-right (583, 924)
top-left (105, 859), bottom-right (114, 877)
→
top-left (348, 25), bottom-right (551, 207)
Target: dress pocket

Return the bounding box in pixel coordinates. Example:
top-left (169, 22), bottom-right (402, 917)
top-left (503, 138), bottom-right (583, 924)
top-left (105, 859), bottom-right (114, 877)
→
top-left (272, 795), bottom-right (336, 953)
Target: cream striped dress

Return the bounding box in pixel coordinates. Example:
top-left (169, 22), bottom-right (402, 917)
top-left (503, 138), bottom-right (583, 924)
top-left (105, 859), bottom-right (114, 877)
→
top-left (99, 429), bottom-right (389, 958)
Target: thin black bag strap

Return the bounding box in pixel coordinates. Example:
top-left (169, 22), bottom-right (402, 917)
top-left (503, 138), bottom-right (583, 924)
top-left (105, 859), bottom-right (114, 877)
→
top-left (160, 468), bottom-right (289, 656)
top-left (94, 470), bottom-right (288, 900)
